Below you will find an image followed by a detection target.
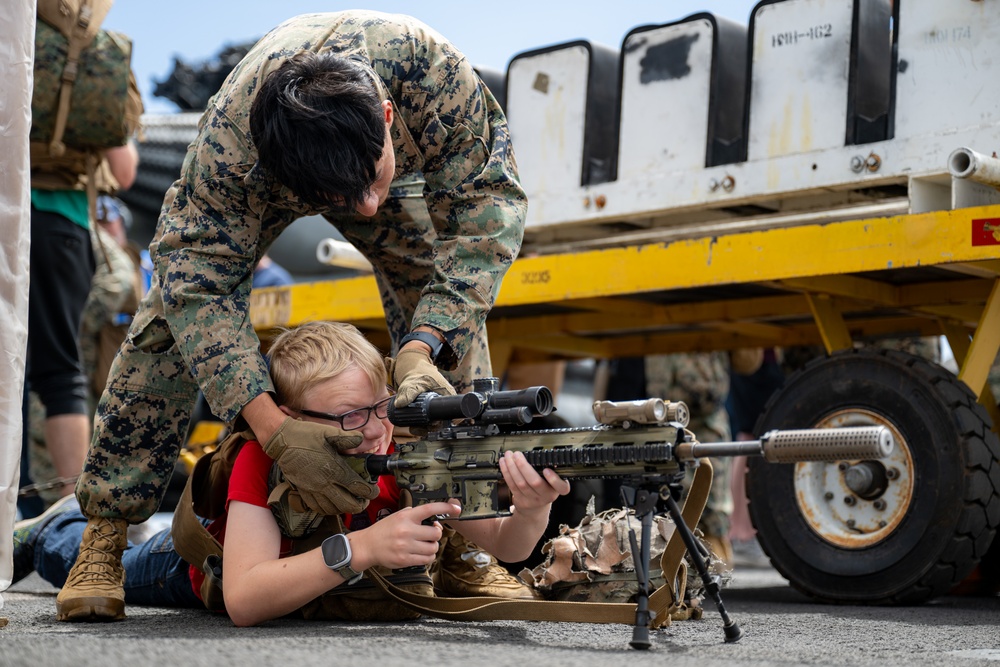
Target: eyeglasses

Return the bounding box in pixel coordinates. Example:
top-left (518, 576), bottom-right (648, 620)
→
top-left (297, 394), bottom-right (393, 431)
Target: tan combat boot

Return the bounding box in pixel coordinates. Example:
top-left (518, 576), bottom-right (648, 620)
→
top-left (55, 517), bottom-right (128, 621)
top-left (431, 526), bottom-right (541, 599)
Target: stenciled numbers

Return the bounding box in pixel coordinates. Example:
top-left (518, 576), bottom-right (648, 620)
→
top-left (520, 270), bottom-right (551, 285)
top-left (923, 25), bottom-right (973, 45)
top-left (771, 23), bottom-right (833, 47)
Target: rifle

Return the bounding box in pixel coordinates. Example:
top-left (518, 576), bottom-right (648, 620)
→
top-left (348, 377), bottom-right (893, 647)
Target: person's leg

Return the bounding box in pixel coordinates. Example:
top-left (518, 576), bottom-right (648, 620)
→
top-left (32, 507), bottom-right (199, 608)
top-left (77, 314), bottom-right (200, 522)
top-left (34, 506), bottom-right (100, 587)
top-left (43, 415), bottom-right (91, 496)
top-left (119, 529), bottom-right (202, 608)
top-left (728, 453), bottom-right (756, 541)
top-left (18, 380), bottom-right (46, 519)
top-left (59, 310), bottom-right (200, 621)
top-left (27, 208), bottom-right (95, 498)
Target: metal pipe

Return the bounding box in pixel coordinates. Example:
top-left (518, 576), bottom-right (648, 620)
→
top-left (948, 147), bottom-right (1000, 188)
top-left (315, 238), bottom-right (373, 272)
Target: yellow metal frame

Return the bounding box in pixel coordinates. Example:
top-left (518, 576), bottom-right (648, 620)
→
top-left (251, 204), bottom-right (1000, 421)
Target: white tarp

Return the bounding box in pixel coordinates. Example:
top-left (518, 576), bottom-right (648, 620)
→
top-left (0, 0), bottom-right (36, 604)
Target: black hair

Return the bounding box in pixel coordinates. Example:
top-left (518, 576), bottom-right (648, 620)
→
top-left (249, 52), bottom-right (386, 211)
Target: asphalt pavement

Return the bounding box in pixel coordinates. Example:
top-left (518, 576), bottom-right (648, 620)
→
top-left (3, 560), bottom-right (1000, 667)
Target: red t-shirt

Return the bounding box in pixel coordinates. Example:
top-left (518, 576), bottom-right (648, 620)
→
top-left (188, 440), bottom-right (401, 599)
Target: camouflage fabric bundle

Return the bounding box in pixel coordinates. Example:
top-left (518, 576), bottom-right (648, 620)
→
top-left (520, 499), bottom-right (731, 620)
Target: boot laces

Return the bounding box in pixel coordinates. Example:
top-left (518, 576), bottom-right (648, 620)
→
top-left (69, 519), bottom-right (125, 586)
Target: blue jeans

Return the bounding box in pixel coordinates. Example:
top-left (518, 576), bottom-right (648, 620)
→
top-left (34, 508), bottom-right (203, 608)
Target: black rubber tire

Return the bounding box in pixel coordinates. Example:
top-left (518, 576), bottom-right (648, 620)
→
top-left (747, 348), bottom-right (1000, 604)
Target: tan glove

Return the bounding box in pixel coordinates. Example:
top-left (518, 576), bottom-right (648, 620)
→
top-left (391, 348), bottom-right (456, 407)
top-left (261, 417), bottom-right (379, 515)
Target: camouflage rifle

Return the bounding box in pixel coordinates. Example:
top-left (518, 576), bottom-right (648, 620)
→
top-left (348, 377), bottom-right (894, 647)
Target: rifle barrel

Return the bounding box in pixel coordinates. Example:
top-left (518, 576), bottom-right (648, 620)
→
top-left (678, 426), bottom-right (893, 463)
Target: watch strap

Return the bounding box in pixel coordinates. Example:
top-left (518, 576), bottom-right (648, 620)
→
top-left (399, 331), bottom-right (444, 362)
top-left (336, 561), bottom-right (364, 586)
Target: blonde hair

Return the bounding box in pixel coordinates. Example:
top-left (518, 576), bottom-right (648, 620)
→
top-left (267, 321), bottom-right (386, 408)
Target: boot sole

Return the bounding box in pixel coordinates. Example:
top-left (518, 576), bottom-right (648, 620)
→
top-left (56, 597), bottom-right (125, 622)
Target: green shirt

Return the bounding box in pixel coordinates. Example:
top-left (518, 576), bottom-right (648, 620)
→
top-left (30, 189), bottom-right (90, 230)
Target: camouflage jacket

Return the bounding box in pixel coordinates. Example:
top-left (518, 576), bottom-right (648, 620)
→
top-left (146, 11), bottom-right (526, 423)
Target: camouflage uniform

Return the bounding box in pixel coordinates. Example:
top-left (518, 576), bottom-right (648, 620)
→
top-left (80, 228), bottom-right (142, 413)
top-left (645, 353), bottom-right (733, 539)
top-left (78, 11), bottom-right (526, 521)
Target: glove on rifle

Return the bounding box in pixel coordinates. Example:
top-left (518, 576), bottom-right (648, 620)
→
top-left (261, 417), bottom-right (379, 515)
top-left (391, 348), bottom-right (456, 407)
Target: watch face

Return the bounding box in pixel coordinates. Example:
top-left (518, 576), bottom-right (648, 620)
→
top-left (322, 534), bottom-right (351, 569)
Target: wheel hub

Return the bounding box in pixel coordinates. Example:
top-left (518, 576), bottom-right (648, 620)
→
top-left (793, 409), bottom-right (914, 548)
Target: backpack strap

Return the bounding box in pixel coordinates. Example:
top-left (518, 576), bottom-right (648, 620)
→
top-left (171, 464), bottom-right (227, 612)
top-left (170, 430), bottom-right (252, 613)
top-left (365, 460), bottom-right (714, 627)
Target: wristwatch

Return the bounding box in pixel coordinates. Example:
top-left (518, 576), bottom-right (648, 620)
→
top-left (321, 533), bottom-right (363, 585)
top-left (399, 331), bottom-right (444, 362)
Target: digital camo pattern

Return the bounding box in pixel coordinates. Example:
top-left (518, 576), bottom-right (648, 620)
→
top-left (329, 175), bottom-right (494, 393)
top-left (79, 11), bottom-right (524, 521)
top-left (80, 230), bottom-right (139, 410)
top-left (30, 22), bottom-right (134, 150)
top-left (645, 353), bottom-right (733, 538)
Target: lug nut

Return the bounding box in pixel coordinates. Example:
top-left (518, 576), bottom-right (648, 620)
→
top-left (844, 496), bottom-right (856, 506)
top-left (873, 499), bottom-right (887, 511)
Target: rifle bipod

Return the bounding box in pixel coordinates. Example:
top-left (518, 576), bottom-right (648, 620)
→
top-left (620, 481), bottom-right (743, 648)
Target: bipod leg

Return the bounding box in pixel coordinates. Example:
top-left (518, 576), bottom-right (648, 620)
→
top-left (662, 488), bottom-right (743, 643)
top-left (620, 484), bottom-right (656, 650)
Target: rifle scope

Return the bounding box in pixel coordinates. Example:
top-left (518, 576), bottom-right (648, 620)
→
top-left (387, 381), bottom-right (555, 427)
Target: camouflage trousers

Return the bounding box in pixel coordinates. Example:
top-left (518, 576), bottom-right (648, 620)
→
top-left (78, 184), bottom-right (491, 523)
